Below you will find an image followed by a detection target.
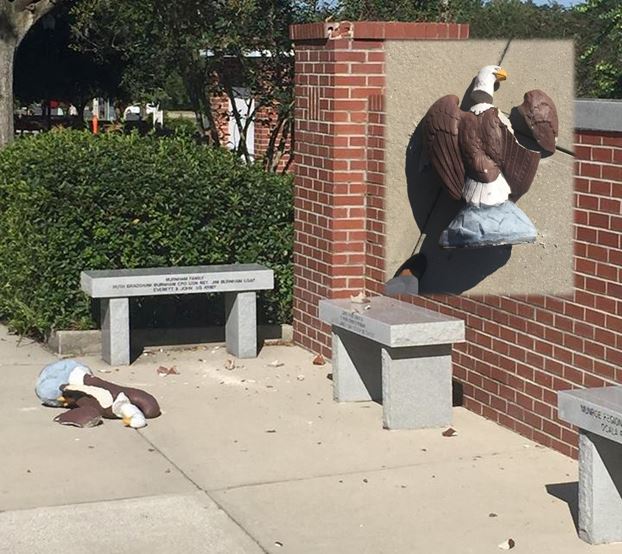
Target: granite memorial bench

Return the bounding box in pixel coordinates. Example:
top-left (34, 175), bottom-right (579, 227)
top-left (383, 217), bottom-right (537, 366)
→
top-left (558, 386), bottom-right (622, 545)
top-left (319, 296), bottom-right (465, 430)
top-left (81, 264), bottom-right (274, 365)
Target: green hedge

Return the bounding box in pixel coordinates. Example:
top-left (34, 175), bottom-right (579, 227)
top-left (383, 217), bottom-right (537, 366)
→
top-left (0, 130), bottom-right (293, 338)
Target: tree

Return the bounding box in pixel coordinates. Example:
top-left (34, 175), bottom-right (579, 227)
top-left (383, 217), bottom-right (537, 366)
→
top-left (14, 1), bottom-right (126, 124)
top-left (573, 0), bottom-right (621, 98)
top-left (335, 0), bottom-right (618, 99)
top-left (0, 0), bottom-right (59, 146)
top-left (71, 0), bottom-right (298, 172)
top-left (467, 0), bottom-right (574, 40)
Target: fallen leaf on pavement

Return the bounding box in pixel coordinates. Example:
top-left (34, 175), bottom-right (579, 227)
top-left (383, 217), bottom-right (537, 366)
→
top-left (312, 354), bottom-right (325, 366)
top-left (498, 539), bottom-right (515, 550)
top-left (157, 366), bottom-right (179, 376)
top-left (224, 359), bottom-right (236, 370)
top-left (442, 427), bottom-right (458, 437)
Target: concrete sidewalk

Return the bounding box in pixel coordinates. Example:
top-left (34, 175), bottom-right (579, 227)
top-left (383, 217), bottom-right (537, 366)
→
top-left (0, 325), bottom-right (618, 553)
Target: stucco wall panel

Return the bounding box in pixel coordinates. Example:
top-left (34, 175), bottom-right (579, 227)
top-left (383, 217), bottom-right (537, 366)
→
top-left (384, 40), bottom-right (574, 295)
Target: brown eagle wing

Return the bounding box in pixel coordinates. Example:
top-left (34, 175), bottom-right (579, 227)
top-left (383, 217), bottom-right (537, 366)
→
top-left (481, 108), bottom-right (541, 201)
top-left (84, 374), bottom-right (161, 418)
top-left (422, 95), bottom-right (465, 200)
top-left (54, 397), bottom-right (103, 427)
top-left (517, 89), bottom-right (558, 154)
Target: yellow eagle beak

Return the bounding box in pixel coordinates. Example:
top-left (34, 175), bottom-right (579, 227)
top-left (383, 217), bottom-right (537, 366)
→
top-left (495, 68), bottom-right (508, 82)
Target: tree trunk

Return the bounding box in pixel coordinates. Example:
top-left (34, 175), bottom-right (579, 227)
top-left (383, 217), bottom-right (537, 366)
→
top-left (0, 0), bottom-right (59, 148)
top-left (0, 38), bottom-right (16, 147)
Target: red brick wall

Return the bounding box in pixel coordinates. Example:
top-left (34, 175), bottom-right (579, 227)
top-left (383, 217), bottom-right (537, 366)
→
top-left (211, 94), bottom-right (292, 168)
top-left (407, 130), bottom-right (621, 458)
top-left (291, 27), bottom-right (384, 357)
top-left (254, 105), bottom-right (293, 171)
top-left (291, 21), bottom-right (621, 458)
top-left (290, 21), bottom-right (468, 357)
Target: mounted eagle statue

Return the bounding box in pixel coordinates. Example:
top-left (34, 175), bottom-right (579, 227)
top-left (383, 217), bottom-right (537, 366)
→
top-left (422, 65), bottom-right (558, 248)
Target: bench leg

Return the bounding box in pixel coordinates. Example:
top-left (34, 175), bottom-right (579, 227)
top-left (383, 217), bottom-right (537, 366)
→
top-left (101, 297), bottom-right (130, 365)
top-left (578, 430), bottom-right (622, 544)
top-left (381, 344), bottom-right (452, 430)
top-left (225, 291), bottom-right (257, 358)
top-left (331, 328), bottom-right (382, 402)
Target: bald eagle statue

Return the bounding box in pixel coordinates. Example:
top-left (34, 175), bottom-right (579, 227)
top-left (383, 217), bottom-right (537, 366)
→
top-left (422, 65), bottom-right (558, 248)
top-left (35, 359), bottom-right (160, 428)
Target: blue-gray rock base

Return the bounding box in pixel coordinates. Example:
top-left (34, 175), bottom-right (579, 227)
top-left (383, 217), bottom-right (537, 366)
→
top-left (35, 359), bottom-right (93, 407)
top-left (439, 201), bottom-right (536, 249)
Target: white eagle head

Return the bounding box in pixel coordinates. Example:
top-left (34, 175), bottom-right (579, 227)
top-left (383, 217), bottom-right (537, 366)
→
top-left (471, 65), bottom-right (508, 104)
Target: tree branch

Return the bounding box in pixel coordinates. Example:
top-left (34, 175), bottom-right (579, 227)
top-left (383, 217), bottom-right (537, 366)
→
top-left (30, 0), bottom-right (56, 19)
top-left (12, 0), bottom-right (55, 14)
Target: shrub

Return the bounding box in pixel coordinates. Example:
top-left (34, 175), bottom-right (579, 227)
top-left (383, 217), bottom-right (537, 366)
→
top-left (0, 129), bottom-right (293, 338)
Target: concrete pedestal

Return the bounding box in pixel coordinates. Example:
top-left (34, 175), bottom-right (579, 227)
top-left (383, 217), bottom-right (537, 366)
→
top-left (225, 292), bottom-right (257, 359)
top-left (321, 296), bottom-right (464, 430)
top-left (332, 329), bottom-right (382, 402)
top-left (381, 344), bottom-right (452, 429)
top-left (558, 386), bottom-right (622, 544)
top-left (101, 298), bottom-right (130, 365)
top-left (578, 431), bottom-right (622, 544)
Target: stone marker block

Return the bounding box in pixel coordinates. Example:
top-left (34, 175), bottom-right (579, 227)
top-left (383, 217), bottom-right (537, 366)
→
top-left (320, 296), bottom-right (464, 430)
top-left (225, 292), bottom-right (257, 358)
top-left (101, 298), bottom-right (130, 365)
top-left (577, 431), bottom-right (622, 544)
top-left (558, 387), bottom-right (622, 544)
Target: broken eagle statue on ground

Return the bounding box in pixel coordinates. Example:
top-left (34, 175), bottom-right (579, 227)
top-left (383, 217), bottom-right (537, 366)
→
top-left (422, 65), bottom-right (559, 248)
top-left (35, 359), bottom-right (161, 428)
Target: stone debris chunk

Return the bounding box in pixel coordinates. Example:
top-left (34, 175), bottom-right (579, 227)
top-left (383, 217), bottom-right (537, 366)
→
top-left (498, 538), bottom-right (515, 550)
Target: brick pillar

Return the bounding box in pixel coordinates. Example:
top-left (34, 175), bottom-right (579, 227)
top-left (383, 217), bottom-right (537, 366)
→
top-left (290, 21), bottom-right (469, 356)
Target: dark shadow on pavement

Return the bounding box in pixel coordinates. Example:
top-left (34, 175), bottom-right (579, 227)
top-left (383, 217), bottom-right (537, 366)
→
top-left (546, 481), bottom-right (579, 535)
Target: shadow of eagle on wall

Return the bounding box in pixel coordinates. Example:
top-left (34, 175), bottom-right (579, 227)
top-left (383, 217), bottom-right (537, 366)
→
top-left (422, 65), bottom-right (558, 249)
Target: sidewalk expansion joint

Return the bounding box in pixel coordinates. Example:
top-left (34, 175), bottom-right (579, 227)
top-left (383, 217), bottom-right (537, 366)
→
top-left (135, 431), bottom-right (269, 554)
top-left (206, 449), bottom-right (523, 494)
